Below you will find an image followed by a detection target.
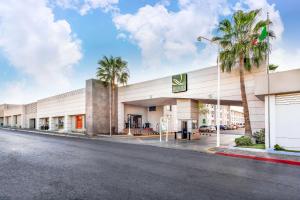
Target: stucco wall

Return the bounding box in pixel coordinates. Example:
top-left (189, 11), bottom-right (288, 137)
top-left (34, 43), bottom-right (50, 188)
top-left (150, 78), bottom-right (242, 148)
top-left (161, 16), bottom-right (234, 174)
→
top-left (85, 79), bottom-right (117, 135)
top-left (255, 68), bottom-right (300, 96)
top-left (24, 102), bottom-right (37, 128)
top-left (37, 89), bottom-right (85, 119)
top-left (124, 105), bottom-right (147, 124)
top-left (3, 104), bottom-right (26, 127)
top-left (147, 106), bottom-right (163, 131)
top-left (0, 105), bottom-right (4, 117)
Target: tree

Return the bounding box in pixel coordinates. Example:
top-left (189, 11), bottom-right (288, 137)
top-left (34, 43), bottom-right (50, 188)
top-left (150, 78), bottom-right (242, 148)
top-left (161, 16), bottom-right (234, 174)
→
top-left (97, 56), bottom-right (130, 135)
top-left (212, 9), bottom-right (275, 136)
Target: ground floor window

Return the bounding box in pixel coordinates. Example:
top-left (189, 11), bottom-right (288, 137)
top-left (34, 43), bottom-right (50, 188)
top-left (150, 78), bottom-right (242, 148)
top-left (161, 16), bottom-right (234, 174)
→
top-left (57, 117), bottom-right (64, 129)
top-left (40, 118), bottom-right (49, 130)
top-left (126, 114), bottom-right (142, 128)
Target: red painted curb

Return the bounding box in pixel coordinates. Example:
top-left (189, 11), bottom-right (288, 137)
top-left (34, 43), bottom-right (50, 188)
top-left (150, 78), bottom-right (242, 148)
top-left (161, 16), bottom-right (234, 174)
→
top-left (216, 152), bottom-right (300, 166)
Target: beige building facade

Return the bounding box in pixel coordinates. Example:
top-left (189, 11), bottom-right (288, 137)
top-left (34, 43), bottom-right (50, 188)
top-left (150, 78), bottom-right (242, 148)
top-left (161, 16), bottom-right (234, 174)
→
top-left (1, 65), bottom-right (300, 150)
top-left (0, 79), bottom-right (113, 135)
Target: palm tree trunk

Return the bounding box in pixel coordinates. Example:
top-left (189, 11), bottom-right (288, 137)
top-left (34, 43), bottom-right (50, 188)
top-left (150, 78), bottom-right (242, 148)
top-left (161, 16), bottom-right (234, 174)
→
top-left (239, 55), bottom-right (252, 136)
top-left (109, 83), bottom-right (112, 136)
top-left (111, 82), bottom-right (115, 134)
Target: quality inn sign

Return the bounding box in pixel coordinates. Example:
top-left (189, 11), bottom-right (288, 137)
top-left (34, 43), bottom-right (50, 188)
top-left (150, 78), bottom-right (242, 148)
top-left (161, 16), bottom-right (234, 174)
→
top-left (172, 73), bottom-right (187, 93)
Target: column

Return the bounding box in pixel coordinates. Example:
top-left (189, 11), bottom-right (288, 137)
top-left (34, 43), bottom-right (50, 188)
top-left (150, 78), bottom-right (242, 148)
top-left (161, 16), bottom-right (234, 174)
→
top-left (64, 115), bottom-right (71, 133)
top-left (117, 102), bottom-right (124, 133)
top-left (20, 115), bottom-right (26, 128)
top-left (49, 117), bottom-right (54, 131)
top-left (3, 117), bottom-right (7, 126)
top-left (36, 118), bottom-right (40, 130)
top-left (187, 120), bottom-right (192, 133)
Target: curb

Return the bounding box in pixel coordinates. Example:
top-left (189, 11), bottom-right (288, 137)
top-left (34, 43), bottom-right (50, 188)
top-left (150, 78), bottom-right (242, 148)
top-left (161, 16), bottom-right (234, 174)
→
top-left (0, 128), bottom-right (90, 140)
top-left (216, 152), bottom-right (300, 166)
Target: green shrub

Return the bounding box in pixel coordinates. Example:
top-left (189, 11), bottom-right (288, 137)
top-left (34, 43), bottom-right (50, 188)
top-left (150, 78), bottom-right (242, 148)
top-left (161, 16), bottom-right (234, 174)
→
top-left (235, 136), bottom-right (253, 146)
top-left (253, 129), bottom-right (265, 144)
top-left (274, 144), bottom-right (285, 151)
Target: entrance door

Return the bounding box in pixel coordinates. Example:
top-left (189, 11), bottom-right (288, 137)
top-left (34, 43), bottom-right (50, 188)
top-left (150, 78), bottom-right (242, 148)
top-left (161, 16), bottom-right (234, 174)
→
top-left (29, 119), bottom-right (36, 129)
top-left (76, 115), bottom-right (83, 129)
top-left (128, 114), bottom-right (142, 128)
top-left (181, 121), bottom-right (188, 139)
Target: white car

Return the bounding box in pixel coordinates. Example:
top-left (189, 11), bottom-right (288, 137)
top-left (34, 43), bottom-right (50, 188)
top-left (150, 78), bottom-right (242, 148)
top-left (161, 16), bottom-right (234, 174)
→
top-left (199, 125), bottom-right (216, 132)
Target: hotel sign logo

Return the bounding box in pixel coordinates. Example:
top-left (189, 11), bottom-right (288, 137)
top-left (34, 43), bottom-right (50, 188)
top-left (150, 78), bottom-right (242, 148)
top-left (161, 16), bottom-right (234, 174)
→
top-left (172, 73), bottom-right (187, 93)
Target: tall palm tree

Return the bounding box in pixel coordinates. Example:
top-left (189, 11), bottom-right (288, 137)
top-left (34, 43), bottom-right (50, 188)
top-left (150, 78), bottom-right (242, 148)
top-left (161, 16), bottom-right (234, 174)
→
top-left (212, 9), bottom-right (275, 136)
top-left (97, 56), bottom-right (130, 135)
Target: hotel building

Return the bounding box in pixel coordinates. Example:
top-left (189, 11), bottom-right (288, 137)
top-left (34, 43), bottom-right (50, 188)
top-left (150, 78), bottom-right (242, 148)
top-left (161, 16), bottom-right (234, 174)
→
top-left (1, 65), bottom-right (300, 150)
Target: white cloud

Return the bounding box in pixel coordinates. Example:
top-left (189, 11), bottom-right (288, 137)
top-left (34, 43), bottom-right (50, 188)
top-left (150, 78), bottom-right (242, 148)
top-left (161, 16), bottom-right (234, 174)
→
top-left (80, 0), bottom-right (119, 15)
top-left (271, 48), bottom-right (300, 71)
top-left (52, 0), bottom-right (119, 15)
top-left (0, 0), bottom-right (82, 103)
top-left (113, 0), bottom-right (229, 70)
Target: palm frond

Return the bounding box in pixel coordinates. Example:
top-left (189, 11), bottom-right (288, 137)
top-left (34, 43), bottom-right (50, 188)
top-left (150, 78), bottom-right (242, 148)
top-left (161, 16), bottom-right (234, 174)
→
top-left (96, 56), bottom-right (130, 87)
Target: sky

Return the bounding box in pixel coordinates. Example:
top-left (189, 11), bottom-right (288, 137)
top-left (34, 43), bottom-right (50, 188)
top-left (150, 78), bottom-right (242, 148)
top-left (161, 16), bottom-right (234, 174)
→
top-left (0, 0), bottom-right (299, 104)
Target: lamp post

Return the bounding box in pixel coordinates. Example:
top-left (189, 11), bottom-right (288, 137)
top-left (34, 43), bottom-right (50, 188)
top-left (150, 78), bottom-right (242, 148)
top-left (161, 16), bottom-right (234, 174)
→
top-left (197, 36), bottom-right (221, 147)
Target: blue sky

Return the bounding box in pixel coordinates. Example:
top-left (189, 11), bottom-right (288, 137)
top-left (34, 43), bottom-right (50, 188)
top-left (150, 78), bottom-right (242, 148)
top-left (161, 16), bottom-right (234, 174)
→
top-left (0, 0), bottom-right (299, 104)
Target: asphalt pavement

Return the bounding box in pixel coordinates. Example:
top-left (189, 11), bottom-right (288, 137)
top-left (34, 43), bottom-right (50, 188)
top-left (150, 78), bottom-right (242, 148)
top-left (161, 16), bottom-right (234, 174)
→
top-left (0, 129), bottom-right (300, 200)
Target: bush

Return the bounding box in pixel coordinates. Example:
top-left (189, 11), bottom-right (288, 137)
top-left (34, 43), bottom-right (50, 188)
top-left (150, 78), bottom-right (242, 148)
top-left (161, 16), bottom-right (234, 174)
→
top-left (235, 136), bottom-right (253, 146)
top-left (253, 129), bottom-right (265, 144)
top-left (274, 144), bottom-right (285, 151)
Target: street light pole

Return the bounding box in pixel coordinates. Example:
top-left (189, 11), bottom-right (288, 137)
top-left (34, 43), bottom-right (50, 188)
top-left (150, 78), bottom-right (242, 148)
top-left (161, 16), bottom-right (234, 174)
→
top-left (197, 36), bottom-right (221, 147)
top-left (216, 46), bottom-right (221, 147)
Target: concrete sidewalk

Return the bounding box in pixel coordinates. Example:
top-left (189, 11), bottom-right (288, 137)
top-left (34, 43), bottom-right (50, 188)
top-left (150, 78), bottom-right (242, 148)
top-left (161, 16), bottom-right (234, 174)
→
top-left (213, 147), bottom-right (300, 162)
top-left (96, 133), bottom-right (239, 153)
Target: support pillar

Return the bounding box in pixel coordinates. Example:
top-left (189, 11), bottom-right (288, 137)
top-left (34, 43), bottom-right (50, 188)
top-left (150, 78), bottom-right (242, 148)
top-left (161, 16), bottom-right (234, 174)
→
top-left (49, 117), bottom-right (56, 131)
top-left (36, 118), bottom-right (40, 130)
top-left (64, 115), bottom-right (71, 133)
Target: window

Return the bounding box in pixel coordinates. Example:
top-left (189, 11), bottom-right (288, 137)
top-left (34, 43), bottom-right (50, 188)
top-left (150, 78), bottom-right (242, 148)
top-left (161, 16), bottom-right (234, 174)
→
top-left (149, 106), bottom-right (156, 111)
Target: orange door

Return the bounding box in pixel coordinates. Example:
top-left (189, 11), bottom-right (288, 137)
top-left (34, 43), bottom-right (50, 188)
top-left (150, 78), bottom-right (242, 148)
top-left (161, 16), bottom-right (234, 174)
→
top-left (76, 116), bottom-right (83, 129)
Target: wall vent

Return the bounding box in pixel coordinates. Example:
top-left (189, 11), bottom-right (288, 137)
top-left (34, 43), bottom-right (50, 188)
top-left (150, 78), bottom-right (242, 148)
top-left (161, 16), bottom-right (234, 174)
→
top-left (276, 93), bottom-right (300, 105)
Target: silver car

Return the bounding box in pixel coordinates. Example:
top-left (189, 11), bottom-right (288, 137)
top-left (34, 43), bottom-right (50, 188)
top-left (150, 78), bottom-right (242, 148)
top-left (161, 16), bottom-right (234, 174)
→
top-left (199, 125), bottom-right (216, 132)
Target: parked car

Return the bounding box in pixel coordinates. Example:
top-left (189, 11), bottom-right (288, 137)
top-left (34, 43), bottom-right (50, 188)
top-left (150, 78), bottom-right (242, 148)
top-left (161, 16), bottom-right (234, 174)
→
top-left (215, 125), bottom-right (226, 130)
top-left (199, 125), bottom-right (216, 132)
top-left (229, 124), bottom-right (237, 130)
top-left (237, 123), bottom-right (245, 128)
top-left (223, 125), bottom-right (229, 130)
top-left (208, 125), bottom-right (216, 132)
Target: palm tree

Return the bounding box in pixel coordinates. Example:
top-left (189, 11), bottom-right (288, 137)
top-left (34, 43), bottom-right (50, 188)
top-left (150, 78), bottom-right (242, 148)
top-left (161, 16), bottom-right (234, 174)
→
top-left (97, 56), bottom-right (130, 135)
top-left (212, 9), bottom-right (275, 136)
